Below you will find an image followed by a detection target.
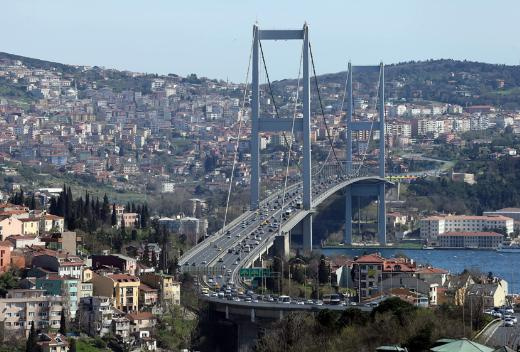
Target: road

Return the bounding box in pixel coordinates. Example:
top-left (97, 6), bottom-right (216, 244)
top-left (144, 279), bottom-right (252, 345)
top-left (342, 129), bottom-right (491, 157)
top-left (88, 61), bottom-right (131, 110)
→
top-left (484, 313), bottom-right (520, 349)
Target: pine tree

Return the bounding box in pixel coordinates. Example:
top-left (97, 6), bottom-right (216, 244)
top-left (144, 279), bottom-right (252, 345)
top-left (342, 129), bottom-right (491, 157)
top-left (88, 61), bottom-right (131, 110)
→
top-left (59, 307), bottom-right (67, 335)
top-left (30, 194), bottom-right (36, 210)
top-left (70, 339), bottom-right (77, 352)
top-left (26, 323), bottom-right (37, 352)
top-left (111, 204), bottom-right (117, 226)
top-left (101, 194), bottom-right (110, 223)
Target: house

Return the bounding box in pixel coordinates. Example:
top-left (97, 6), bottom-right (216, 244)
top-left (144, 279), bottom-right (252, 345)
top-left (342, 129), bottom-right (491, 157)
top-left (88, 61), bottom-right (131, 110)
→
top-left (91, 254), bottom-right (137, 276)
top-left (140, 272), bottom-right (181, 305)
top-left (91, 273), bottom-right (140, 312)
top-left (139, 283), bottom-right (159, 308)
top-left (40, 231), bottom-right (78, 254)
top-left (126, 311), bottom-right (157, 333)
top-left (36, 333), bottom-right (69, 352)
top-left (467, 280), bottom-right (508, 308)
top-left (40, 214), bottom-right (65, 233)
top-left (0, 241), bottom-right (12, 273)
top-left (0, 217), bottom-right (22, 240)
top-left (32, 252), bottom-right (84, 279)
top-left (19, 217), bottom-right (40, 236)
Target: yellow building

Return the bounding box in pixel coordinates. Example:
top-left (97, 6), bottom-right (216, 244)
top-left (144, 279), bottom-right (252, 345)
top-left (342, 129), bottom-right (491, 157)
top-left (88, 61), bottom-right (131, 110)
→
top-left (19, 218), bottom-right (40, 236)
top-left (92, 273), bottom-right (139, 312)
top-left (140, 272), bottom-right (181, 305)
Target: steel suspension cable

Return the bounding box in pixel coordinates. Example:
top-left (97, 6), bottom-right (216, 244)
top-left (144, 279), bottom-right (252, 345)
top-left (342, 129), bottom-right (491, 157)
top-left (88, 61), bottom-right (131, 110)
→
top-left (222, 37), bottom-right (253, 231)
top-left (308, 42), bottom-right (345, 175)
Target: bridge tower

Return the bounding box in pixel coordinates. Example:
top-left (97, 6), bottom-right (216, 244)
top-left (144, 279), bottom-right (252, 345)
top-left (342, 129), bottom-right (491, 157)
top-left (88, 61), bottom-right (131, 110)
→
top-left (250, 24), bottom-right (313, 251)
top-left (344, 63), bottom-right (387, 245)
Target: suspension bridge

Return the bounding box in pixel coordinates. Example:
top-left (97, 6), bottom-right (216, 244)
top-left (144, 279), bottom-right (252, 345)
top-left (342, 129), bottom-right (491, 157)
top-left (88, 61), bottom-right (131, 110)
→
top-left (179, 24), bottom-right (393, 300)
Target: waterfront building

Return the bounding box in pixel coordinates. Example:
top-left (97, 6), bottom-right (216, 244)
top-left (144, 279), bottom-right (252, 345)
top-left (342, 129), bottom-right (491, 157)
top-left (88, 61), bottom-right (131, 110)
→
top-left (437, 231), bottom-right (503, 249)
top-left (420, 215), bottom-right (513, 240)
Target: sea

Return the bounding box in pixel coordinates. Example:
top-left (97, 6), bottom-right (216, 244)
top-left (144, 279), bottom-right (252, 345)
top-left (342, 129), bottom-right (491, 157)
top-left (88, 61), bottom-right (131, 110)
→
top-left (321, 248), bottom-right (520, 294)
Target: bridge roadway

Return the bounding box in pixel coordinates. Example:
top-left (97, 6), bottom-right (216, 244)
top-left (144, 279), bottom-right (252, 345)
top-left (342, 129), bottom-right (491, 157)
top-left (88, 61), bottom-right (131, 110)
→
top-left (181, 172), bottom-right (390, 302)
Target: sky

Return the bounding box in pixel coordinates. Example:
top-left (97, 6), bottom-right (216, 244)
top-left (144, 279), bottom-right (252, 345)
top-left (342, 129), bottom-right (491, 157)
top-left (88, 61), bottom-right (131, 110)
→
top-left (2, 1), bottom-right (520, 82)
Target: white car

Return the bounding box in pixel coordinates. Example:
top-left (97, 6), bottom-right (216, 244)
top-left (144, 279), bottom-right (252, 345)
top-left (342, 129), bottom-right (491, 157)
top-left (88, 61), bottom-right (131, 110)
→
top-left (504, 318), bottom-right (514, 327)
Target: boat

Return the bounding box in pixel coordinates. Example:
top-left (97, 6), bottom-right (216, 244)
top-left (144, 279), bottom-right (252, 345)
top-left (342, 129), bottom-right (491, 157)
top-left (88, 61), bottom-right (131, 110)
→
top-left (422, 245), bottom-right (434, 250)
top-left (497, 243), bottom-right (520, 253)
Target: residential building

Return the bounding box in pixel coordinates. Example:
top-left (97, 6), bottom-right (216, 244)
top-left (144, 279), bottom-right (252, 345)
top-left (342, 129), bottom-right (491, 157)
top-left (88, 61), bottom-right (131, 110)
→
top-left (140, 272), bottom-right (181, 306)
top-left (0, 217), bottom-right (22, 240)
top-left (0, 289), bottom-right (63, 338)
top-left (19, 218), bottom-right (40, 236)
top-left (91, 254), bottom-right (137, 276)
top-left (126, 311), bottom-right (157, 333)
top-left (139, 283), bottom-right (159, 308)
top-left (91, 273), bottom-right (140, 312)
top-left (32, 252), bottom-right (85, 279)
top-left (40, 214), bottom-right (65, 233)
top-left (35, 274), bottom-right (79, 319)
top-left (467, 280), bottom-right (508, 308)
top-left (40, 231), bottom-right (77, 254)
top-left (36, 333), bottom-right (69, 352)
top-left (0, 241), bottom-right (11, 273)
top-left (78, 296), bottom-right (114, 337)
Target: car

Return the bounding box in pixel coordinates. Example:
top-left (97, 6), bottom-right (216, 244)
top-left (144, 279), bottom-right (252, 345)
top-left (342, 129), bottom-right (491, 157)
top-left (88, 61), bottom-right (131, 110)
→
top-left (314, 300), bottom-right (323, 306)
top-left (191, 262), bottom-right (196, 266)
top-left (211, 292), bottom-right (218, 298)
top-left (504, 318), bottom-right (514, 327)
top-left (505, 307), bottom-right (515, 314)
top-left (305, 299), bottom-right (314, 305)
top-left (218, 258), bottom-right (223, 262)
top-left (512, 316), bottom-right (518, 324)
top-left (201, 260), bottom-right (207, 265)
top-left (184, 262), bottom-right (189, 266)
top-left (227, 235), bottom-right (231, 238)
top-left (296, 300), bottom-right (304, 305)
top-left (217, 274), bottom-right (223, 279)
top-left (493, 311), bottom-right (503, 319)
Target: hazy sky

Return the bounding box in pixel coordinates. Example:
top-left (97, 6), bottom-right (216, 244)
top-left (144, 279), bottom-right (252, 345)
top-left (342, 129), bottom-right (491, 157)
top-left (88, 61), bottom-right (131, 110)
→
top-left (2, 1), bottom-right (519, 81)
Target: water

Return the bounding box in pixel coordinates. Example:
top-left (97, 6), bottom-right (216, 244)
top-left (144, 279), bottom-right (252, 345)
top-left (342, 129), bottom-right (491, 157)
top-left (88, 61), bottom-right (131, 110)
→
top-left (321, 248), bottom-right (520, 293)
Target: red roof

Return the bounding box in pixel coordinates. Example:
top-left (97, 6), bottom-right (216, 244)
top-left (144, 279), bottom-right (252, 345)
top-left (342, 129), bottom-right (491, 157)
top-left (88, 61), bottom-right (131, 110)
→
top-left (354, 253), bottom-right (385, 264)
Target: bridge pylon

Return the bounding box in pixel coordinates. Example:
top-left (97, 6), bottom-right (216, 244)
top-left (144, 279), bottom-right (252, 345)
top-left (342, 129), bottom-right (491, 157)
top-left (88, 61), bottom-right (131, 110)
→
top-left (250, 24), bottom-right (313, 251)
top-left (344, 63), bottom-right (386, 245)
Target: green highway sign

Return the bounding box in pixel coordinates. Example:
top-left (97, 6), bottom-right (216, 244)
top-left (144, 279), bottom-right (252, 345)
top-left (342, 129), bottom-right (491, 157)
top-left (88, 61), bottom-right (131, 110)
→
top-left (239, 268), bottom-right (271, 278)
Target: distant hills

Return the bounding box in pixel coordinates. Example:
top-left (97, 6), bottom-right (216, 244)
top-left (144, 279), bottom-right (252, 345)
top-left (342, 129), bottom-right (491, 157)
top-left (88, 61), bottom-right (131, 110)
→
top-left (2, 51), bottom-right (520, 109)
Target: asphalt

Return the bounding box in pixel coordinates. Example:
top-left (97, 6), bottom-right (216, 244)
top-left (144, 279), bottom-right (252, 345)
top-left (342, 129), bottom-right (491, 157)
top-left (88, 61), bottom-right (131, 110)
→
top-left (485, 312), bottom-right (520, 349)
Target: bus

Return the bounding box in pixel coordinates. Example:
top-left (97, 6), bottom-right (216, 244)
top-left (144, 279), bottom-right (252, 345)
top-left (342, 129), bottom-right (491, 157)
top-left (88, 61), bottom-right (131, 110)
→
top-left (244, 244), bottom-right (251, 253)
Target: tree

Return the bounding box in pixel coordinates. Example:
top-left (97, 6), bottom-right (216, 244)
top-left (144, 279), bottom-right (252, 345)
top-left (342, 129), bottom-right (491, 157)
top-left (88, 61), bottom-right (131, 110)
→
top-left (69, 339), bottom-right (77, 352)
top-left (101, 194), bottom-right (110, 223)
top-left (26, 324), bottom-right (37, 352)
top-left (59, 307), bottom-right (67, 335)
top-left (318, 255), bottom-right (329, 285)
top-left (111, 203), bottom-right (117, 226)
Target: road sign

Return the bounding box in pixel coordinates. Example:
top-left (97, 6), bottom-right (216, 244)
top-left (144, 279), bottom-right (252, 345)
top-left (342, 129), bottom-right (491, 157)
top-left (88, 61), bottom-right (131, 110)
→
top-left (239, 268), bottom-right (271, 278)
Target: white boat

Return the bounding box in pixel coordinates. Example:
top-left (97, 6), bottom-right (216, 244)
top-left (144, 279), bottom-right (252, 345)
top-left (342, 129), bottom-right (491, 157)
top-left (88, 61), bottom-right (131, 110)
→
top-left (422, 245), bottom-right (434, 250)
top-left (497, 244), bottom-right (520, 253)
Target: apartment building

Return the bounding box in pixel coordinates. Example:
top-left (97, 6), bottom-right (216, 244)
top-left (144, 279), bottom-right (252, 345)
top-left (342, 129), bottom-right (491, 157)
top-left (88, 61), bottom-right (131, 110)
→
top-left (35, 274), bottom-right (79, 319)
top-left (32, 252), bottom-right (85, 279)
top-left (420, 215), bottom-right (514, 240)
top-left (91, 273), bottom-right (140, 312)
top-left (0, 289), bottom-right (63, 338)
top-left (78, 296), bottom-right (114, 337)
top-left (140, 272), bottom-right (181, 306)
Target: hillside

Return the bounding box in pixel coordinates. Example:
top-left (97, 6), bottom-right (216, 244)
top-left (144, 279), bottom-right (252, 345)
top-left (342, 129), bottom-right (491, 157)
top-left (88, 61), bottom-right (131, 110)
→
top-left (2, 52), bottom-right (520, 109)
top-left (274, 59), bottom-right (520, 110)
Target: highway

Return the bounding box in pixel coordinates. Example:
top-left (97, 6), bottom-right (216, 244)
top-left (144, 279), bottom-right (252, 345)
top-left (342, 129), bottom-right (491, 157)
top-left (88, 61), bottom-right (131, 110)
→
top-left (179, 169), bottom-right (390, 306)
top-left (484, 311), bottom-right (520, 349)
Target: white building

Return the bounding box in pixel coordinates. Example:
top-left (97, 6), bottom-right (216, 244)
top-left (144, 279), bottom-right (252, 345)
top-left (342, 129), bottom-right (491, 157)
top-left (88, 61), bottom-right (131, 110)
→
top-left (160, 182), bottom-right (175, 193)
top-left (420, 215), bottom-right (514, 240)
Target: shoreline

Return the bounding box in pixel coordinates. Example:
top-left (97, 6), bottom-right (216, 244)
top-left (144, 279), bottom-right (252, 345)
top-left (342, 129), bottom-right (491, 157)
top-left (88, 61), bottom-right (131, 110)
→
top-left (321, 245), bottom-right (498, 251)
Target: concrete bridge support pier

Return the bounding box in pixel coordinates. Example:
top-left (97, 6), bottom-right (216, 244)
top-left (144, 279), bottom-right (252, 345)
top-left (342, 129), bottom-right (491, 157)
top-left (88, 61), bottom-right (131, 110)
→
top-left (344, 186), bottom-right (353, 245)
top-left (303, 214), bottom-right (313, 252)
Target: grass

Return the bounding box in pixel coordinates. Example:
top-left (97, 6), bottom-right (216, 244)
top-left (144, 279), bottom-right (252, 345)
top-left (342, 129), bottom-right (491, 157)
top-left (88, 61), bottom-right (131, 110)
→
top-left (76, 338), bottom-right (110, 352)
